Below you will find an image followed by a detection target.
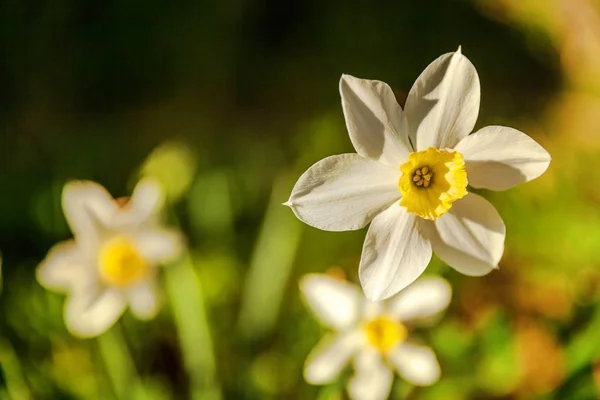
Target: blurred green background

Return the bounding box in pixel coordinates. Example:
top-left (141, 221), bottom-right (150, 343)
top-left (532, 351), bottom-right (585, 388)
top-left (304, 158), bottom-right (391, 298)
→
top-left (3, 0), bottom-right (600, 398)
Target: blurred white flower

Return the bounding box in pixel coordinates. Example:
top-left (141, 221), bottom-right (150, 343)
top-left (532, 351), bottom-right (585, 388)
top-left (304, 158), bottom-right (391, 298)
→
top-left (37, 179), bottom-right (183, 338)
top-left (300, 274), bottom-right (451, 400)
top-left (286, 47), bottom-right (551, 301)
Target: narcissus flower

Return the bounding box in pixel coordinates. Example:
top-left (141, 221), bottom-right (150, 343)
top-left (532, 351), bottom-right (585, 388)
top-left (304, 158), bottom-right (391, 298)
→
top-left (286, 48), bottom-right (551, 301)
top-left (37, 179), bottom-right (183, 337)
top-left (301, 274), bottom-right (451, 400)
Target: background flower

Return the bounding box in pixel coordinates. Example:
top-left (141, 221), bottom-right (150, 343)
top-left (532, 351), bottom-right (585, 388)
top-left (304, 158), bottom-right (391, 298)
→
top-left (37, 179), bottom-right (183, 337)
top-left (301, 273), bottom-right (451, 400)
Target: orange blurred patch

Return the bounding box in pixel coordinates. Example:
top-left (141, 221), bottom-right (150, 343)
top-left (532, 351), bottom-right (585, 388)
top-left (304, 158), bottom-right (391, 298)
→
top-left (514, 278), bottom-right (573, 320)
top-left (457, 276), bottom-right (503, 330)
top-left (559, 0), bottom-right (600, 90)
top-left (115, 196), bottom-right (131, 209)
top-left (515, 319), bottom-right (564, 396)
top-left (547, 92), bottom-right (600, 149)
top-left (592, 358), bottom-right (600, 392)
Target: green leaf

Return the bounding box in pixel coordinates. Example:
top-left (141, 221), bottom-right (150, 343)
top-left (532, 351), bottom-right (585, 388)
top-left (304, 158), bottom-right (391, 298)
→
top-left (565, 305), bottom-right (600, 377)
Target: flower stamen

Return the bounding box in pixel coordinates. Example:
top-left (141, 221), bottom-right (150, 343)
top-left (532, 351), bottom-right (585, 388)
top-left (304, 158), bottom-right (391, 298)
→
top-left (412, 166), bottom-right (433, 188)
top-left (398, 147), bottom-right (468, 220)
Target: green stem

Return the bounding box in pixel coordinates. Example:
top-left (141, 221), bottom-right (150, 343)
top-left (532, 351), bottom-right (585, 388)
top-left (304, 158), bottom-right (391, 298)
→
top-left (165, 255), bottom-right (222, 400)
top-left (97, 324), bottom-right (144, 400)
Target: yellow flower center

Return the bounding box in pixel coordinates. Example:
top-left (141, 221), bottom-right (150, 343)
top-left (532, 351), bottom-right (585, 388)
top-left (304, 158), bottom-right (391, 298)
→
top-left (363, 316), bottom-right (408, 353)
top-left (97, 236), bottom-right (148, 287)
top-left (398, 147), bottom-right (468, 220)
top-left (412, 166), bottom-right (433, 188)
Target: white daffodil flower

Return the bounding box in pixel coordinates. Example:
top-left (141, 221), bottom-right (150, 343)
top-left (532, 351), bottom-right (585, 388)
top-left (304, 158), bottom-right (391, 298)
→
top-left (301, 274), bottom-right (451, 400)
top-left (286, 48), bottom-right (551, 301)
top-left (37, 179), bottom-right (183, 338)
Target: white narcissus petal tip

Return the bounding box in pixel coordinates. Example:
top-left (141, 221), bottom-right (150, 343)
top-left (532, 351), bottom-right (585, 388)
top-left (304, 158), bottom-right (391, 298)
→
top-left (127, 280), bottom-right (159, 320)
top-left (130, 178), bottom-right (165, 218)
top-left (339, 74), bottom-right (412, 167)
top-left (425, 193), bottom-right (505, 276)
top-left (454, 125), bottom-right (552, 191)
top-left (36, 240), bottom-right (84, 292)
top-left (359, 205), bottom-right (432, 301)
top-left (62, 180), bottom-right (116, 244)
top-left (405, 48), bottom-right (480, 151)
top-left (299, 274), bottom-right (362, 330)
top-left (287, 154), bottom-right (400, 232)
top-left (387, 276), bottom-right (452, 321)
top-left (388, 343), bottom-right (441, 386)
top-left (64, 289), bottom-right (127, 338)
top-left (134, 228), bottom-right (184, 264)
top-left (348, 349), bottom-right (394, 400)
top-left (304, 331), bottom-right (361, 385)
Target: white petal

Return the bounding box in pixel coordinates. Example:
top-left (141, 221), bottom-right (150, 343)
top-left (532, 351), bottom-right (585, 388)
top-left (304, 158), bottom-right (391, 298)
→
top-left (388, 343), bottom-right (440, 386)
top-left (286, 154), bottom-right (400, 231)
top-left (300, 274), bottom-right (363, 330)
top-left (129, 178), bottom-right (165, 221)
top-left (348, 349), bottom-right (394, 400)
top-left (133, 228), bottom-right (183, 264)
top-left (36, 240), bottom-right (87, 292)
top-left (405, 48), bottom-right (480, 150)
top-left (424, 193), bottom-right (505, 276)
top-left (340, 75), bottom-right (412, 166)
top-left (104, 179), bottom-right (166, 231)
top-left (386, 277), bottom-right (451, 321)
top-left (454, 125), bottom-right (552, 191)
top-left (64, 287), bottom-right (126, 338)
top-left (359, 204), bottom-right (432, 301)
top-left (62, 181), bottom-right (116, 248)
top-left (304, 331), bottom-right (362, 384)
top-left (127, 279), bottom-right (159, 320)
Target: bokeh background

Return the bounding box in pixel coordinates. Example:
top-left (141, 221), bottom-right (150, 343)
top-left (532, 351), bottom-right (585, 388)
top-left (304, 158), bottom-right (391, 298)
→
top-left (2, 0), bottom-right (600, 398)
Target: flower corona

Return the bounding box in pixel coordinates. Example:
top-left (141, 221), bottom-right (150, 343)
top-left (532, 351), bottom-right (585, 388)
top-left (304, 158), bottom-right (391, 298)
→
top-left (398, 147), bottom-right (467, 220)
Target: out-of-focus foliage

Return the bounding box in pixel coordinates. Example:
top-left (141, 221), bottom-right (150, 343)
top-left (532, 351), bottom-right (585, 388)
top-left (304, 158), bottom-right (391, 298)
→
top-left (2, 0), bottom-right (600, 398)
